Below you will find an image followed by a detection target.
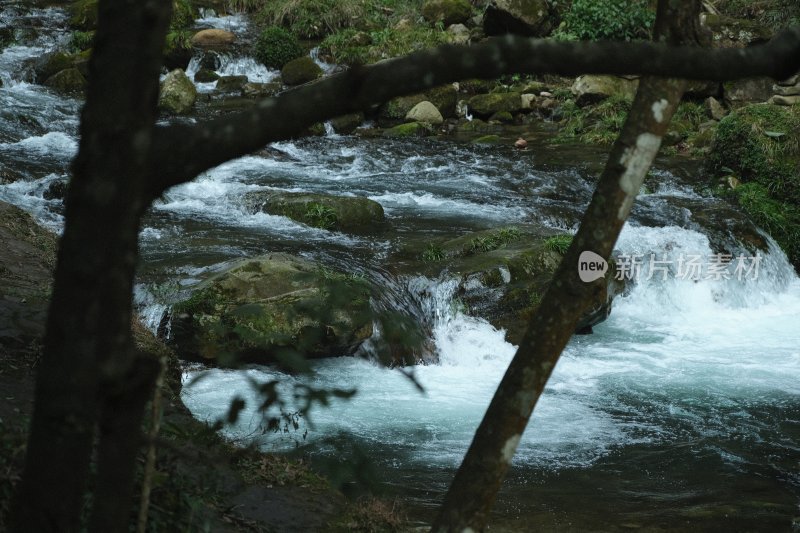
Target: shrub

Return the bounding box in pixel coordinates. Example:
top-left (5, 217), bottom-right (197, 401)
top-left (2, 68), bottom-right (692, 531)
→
top-left (558, 0), bottom-right (655, 41)
top-left (170, 0), bottom-right (197, 30)
top-left (255, 26), bottom-right (304, 69)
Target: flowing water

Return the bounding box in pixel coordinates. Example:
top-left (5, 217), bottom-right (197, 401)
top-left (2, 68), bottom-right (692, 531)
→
top-left (1, 6), bottom-right (799, 530)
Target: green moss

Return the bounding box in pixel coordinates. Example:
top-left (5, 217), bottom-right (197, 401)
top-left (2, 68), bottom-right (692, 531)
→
top-left (421, 0), bottom-right (472, 26)
top-left (281, 55), bottom-right (323, 85)
top-left (544, 234), bottom-right (573, 255)
top-left (384, 121), bottom-right (432, 138)
top-left (255, 26), bottom-right (304, 69)
top-left (69, 0), bottom-right (98, 30)
top-left (69, 30), bottom-right (94, 52)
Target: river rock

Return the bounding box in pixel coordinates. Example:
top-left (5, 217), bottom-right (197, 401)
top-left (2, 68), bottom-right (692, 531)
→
top-left (168, 253), bottom-right (373, 365)
top-left (242, 81), bottom-right (281, 98)
top-left (405, 101), bottom-right (444, 125)
top-left (414, 226), bottom-right (616, 343)
top-left (483, 0), bottom-right (553, 37)
top-left (34, 51), bottom-right (75, 83)
top-left (378, 84), bottom-right (458, 124)
top-left (330, 112), bottom-right (364, 134)
top-left (773, 83), bottom-right (800, 97)
top-left (447, 23), bottom-right (470, 44)
top-left (158, 69), bottom-right (196, 115)
top-left (724, 78), bottom-right (773, 104)
top-left (44, 67), bottom-right (86, 94)
top-left (701, 13), bottom-right (773, 48)
top-left (384, 121), bottom-right (434, 138)
top-left (191, 29), bottom-right (235, 49)
top-left (281, 56), bottom-right (322, 86)
top-left (770, 95), bottom-right (800, 106)
top-left (243, 191), bottom-right (385, 233)
top-left (467, 91), bottom-right (522, 118)
top-left (194, 68), bottom-right (219, 83)
top-left (421, 0), bottom-right (472, 27)
top-left (705, 96), bottom-right (727, 120)
top-left (571, 75), bottom-right (638, 107)
top-left (215, 75), bottom-right (248, 92)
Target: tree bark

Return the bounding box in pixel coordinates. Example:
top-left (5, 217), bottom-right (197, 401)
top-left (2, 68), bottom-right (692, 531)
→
top-left (9, 1), bottom-right (172, 531)
top-left (431, 2), bottom-right (704, 531)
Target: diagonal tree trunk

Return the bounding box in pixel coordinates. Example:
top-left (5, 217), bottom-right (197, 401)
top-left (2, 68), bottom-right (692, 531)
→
top-left (431, 2), bottom-right (706, 531)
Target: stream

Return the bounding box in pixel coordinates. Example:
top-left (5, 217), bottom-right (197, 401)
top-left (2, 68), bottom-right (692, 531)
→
top-left (1, 5), bottom-right (799, 530)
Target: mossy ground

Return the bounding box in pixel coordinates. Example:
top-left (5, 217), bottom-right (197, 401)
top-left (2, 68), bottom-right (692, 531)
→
top-left (707, 104), bottom-right (800, 268)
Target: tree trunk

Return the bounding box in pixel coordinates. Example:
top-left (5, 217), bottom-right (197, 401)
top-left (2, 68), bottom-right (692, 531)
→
top-left (9, 1), bottom-right (172, 531)
top-left (431, 2), bottom-right (705, 531)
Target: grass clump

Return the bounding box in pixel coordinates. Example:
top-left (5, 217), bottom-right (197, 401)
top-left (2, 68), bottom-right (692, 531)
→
top-left (421, 243), bottom-right (445, 262)
top-left (321, 26), bottom-right (449, 65)
top-left (544, 234), bottom-right (573, 255)
top-left (304, 202), bottom-right (338, 230)
top-left (466, 227), bottom-right (521, 255)
top-left (255, 26), bottom-right (304, 69)
top-left (257, 0), bottom-right (368, 39)
top-left (69, 30), bottom-right (94, 52)
top-left (554, 94), bottom-right (632, 145)
top-left (732, 182), bottom-right (800, 268)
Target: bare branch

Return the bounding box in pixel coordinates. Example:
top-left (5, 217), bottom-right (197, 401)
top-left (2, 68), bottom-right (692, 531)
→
top-left (146, 27), bottom-right (800, 198)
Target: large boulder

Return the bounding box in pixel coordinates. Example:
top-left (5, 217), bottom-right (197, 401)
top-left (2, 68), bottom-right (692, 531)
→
top-left (190, 29), bottom-right (235, 49)
top-left (421, 0), bottom-right (472, 27)
top-left (483, 0), bottom-right (553, 37)
top-left (571, 75), bottom-right (638, 107)
top-left (280, 56), bottom-right (322, 86)
top-left (215, 75), bottom-right (249, 92)
top-left (158, 69), bottom-right (197, 115)
top-left (723, 78), bottom-right (773, 105)
top-left (466, 91), bottom-right (522, 118)
top-left (168, 254), bottom-right (374, 365)
top-left (330, 112), bottom-right (364, 134)
top-left (243, 191), bottom-right (385, 233)
top-left (405, 101), bottom-right (444, 125)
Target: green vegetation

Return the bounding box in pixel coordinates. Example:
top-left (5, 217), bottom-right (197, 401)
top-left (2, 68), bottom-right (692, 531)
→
top-left (554, 94), bottom-right (632, 145)
top-left (321, 26), bottom-right (449, 66)
top-left (330, 496), bottom-right (405, 532)
top-left (556, 0), bottom-right (655, 41)
top-left (255, 26), bottom-right (304, 69)
top-left (256, 0), bottom-right (369, 39)
top-left (69, 30), bottom-right (94, 52)
top-left (544, 234), bottom-right (573, 255)
top-left (421, 243), bottom-right (446, 262)
top-left (707, 103), bottom-right (800, 267)
top-left (170, 0), bottom-right (197, 30)
top-left (304, 202), bottom-right (338, 230)
top-left (466, 227), bottom-right (521, 254)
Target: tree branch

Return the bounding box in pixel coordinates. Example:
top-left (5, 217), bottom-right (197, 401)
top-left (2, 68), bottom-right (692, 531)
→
top-left (146, 26), bottom-right (800, 199)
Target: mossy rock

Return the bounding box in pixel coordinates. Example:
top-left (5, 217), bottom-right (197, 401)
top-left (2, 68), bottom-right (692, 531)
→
top-left (384, 121), bottom-right (433, 138)
top-left (44, 68), bottom-right (87, 94)
top-left (483, 0), bottom-right (554, 37)
top-left (378, 85), bottom-right (458, 124)
top-left (34, 51), bottom-right (76, 83)
top-left (489, 110), bottom-right (514, 123)
top-left (467, 91), bottom-right (522, 118)
top-left (194, 68), bottom-right (220, 83)
top-left (280, 56), bottom-right (322, 86)
top-left (69, 0), bottom-right (98, 30)
top-left (243, 191), bottom-right (385, 233)
top-left (169, 254), bottom-right (373, 365)
top-left (421, 0), bottom-right (472, 27)
top-left (158, 68), bottom-right (197, 115)
top-left (215, 75), bottom-right (248, 92)
top-left (706, 103), bottom-right (800, 268)
top-left (418, 227), bottom-right (611, 343)
top-left (703, 14), bottom-right (773, 48)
